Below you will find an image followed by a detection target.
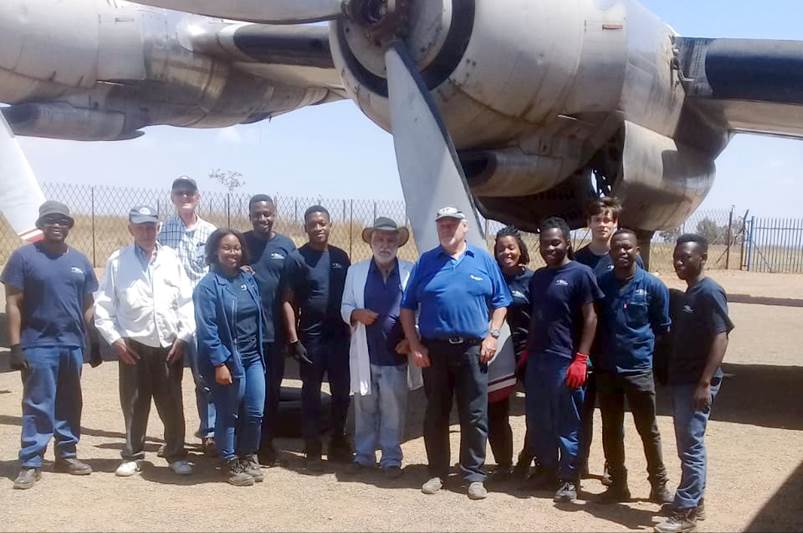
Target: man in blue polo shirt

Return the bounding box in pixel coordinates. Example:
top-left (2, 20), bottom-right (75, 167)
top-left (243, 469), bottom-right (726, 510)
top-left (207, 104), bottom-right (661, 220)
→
top-left (596, 229), bottom-right (672, 504)
top-left (243, 194), bottom-right (296, 466)
top-left (2, 201), bottom-right (98, 490)
top-left (400, 206), bottom-right (511, 501)
top-left (656, 234), bottom-right (734, 533)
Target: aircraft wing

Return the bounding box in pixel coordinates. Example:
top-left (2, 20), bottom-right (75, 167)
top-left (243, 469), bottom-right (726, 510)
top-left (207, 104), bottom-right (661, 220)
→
top-left (191, 22), bottom-right (345, 94)
top-left (677, 38), bottom-right (803, 139)
top-left (0, 112), bottom-right (45, 242)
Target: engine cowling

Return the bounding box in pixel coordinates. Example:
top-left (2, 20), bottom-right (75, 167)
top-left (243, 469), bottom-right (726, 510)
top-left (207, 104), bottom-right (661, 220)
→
top-left (2, 103), bottom-right (143, 141)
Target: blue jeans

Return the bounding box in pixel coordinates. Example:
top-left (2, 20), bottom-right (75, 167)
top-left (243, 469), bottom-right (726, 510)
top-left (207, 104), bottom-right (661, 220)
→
top-left (526, 353), bottom-right (585, 481)
top-left (212, 356), bottom-right (266, 461)
top-left (671, 375), bottom-right (722, 509)
top-left (20, 346), bottom-right (84, 468)
top-left (354, 364), bottom-right (408, 469)
top-left (187, 336), bottom-right (216, 439)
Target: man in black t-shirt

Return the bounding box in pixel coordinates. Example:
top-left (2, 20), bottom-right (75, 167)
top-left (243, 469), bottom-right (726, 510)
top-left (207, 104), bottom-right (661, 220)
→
top-left (281, 206), bottom-right (351, 471)
top-left (243, 195), bottom-right (297, 466)
top-left (656, 234), bottom-right (734, 533)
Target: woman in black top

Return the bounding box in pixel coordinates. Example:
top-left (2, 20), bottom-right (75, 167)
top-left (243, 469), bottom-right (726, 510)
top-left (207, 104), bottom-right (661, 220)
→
top-left (488, 226), bottom-right (536, 478)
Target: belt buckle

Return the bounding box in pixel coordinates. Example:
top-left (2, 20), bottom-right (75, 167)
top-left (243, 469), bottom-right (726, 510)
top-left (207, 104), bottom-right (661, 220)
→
top-left (448, 336), bottom-right (464, 345)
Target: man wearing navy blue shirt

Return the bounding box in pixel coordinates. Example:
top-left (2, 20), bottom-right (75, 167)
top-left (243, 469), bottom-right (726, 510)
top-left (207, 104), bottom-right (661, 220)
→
top-left (656, 234), bottom-right (734, 533)
top-left (2, 201), bottom-right (98, 490)
top-left (243, 194), bottom-right (296, 466)
top-left (281, 206), bottom-right (351, 470)
top-left (400, 206), bottom-right (511, 501)
top-left (596, 229), bottom-right (672, 504)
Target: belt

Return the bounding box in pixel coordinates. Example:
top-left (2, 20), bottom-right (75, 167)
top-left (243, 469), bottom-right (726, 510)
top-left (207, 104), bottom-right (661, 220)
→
top-left (425, 336), bottom-right (482, 346)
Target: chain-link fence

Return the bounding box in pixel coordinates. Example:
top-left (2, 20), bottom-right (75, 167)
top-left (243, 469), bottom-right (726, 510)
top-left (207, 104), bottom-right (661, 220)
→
top-left (0, 183), bottom-right (782, 273)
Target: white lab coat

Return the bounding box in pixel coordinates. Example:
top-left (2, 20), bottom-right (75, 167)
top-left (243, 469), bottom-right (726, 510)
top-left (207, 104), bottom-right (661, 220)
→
top-left (94, 244), bottom-right (195, 348)
top-left (341, 258), bottom-right (423, 396)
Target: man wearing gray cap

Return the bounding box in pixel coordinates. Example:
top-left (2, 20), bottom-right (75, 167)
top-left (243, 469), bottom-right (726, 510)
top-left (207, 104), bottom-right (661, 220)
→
top-left (2, 201), bottom-right (98, 489)
top-left (341, 217), bottom-right (421, 478)
top-left (400, 206), bottom-right (511, 500)
top-left (158, 176), bottom-right (218, 454)
top-left (95, 206), bottom-right (195, 477)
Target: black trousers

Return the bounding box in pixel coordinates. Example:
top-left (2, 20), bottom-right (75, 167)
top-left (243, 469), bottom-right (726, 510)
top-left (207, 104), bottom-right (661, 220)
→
top-left (118, 340), bottom-right (186, 462)
top-left (578, 371), bottom-right (598, 468)
top-left (597, 370), bottom-right (668, 485)
top-left (422, 339), bottom-right (488, 483)
top-left (488, 397), bottom-right (513, 467)
top-left (260, 342), bottom-right (285, 446)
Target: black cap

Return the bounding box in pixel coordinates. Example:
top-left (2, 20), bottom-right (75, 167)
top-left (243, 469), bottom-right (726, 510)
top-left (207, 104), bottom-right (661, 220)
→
top-left (171, 176), bottom-right (198, 192)
top-left (36, 200), bottom-right (74, 227)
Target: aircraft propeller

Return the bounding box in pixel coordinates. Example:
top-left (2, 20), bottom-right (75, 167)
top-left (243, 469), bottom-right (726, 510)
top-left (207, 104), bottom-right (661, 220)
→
top-left (0, 111), bottom-right (45, 242)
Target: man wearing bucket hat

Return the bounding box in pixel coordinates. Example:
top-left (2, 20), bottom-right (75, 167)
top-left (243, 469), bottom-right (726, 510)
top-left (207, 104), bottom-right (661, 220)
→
top-left (340, 217), bottom-right (422, 478)
top-left (2, 201), bottom-right (98, 489)
top-left (94, 205), bottom-right (195, 478)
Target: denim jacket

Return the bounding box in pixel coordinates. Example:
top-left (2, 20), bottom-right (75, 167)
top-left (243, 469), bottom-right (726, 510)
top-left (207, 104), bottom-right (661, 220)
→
top-left (193, 268), bottom-right (266, 381)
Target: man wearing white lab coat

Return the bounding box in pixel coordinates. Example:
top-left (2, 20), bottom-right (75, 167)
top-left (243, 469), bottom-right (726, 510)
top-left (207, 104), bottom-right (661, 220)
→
top-left (341, 217), bottom-right (422, 478)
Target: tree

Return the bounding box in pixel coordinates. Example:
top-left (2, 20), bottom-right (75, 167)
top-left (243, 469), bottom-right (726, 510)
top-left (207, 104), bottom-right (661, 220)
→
top-left (209, 169), bottom-right (246, 192)
top-left (659, 227), bottom-right (681, 243)
top-left (695, 217), bottom-right (726, 244)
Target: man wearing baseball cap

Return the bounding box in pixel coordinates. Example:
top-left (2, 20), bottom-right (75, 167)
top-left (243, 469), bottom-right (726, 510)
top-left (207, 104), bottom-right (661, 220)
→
top-left (341, 217), bottom-right (421, 478)
top-left (95, 205), bottom-right (195, 477)
top-left (400, 206), bottom-right (511, 500)
top-left (2, 201), bottom-right (98, 489)
top-left (158, 176), bottom-right (218, 454)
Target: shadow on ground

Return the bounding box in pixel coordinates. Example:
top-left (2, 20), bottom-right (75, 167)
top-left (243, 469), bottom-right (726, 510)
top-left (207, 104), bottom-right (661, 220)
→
top-left (746, 460), bottom-right (803, 532)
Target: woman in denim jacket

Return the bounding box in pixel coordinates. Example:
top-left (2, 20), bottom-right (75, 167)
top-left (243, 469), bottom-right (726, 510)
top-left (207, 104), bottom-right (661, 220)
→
top-left (194, 229), bottom-right (266, 486)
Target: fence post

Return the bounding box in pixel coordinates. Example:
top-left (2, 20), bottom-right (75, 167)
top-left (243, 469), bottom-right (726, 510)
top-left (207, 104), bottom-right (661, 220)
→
top-left (226, 193), bottom-right (231, 227)
top-left (91, 186), bottom-right (97, 268)
top-left (725, 205), bottom-right (734, 270)
top-left (348, 200), bottom-right (353, 258)
top-left (373, 201), bottom-right (377, 224)
top-left (746, 216), bottom-right (755, 272)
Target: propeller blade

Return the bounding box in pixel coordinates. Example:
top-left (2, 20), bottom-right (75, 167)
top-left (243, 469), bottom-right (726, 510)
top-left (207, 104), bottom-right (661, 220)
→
top-left (384, 41), bottom-right (485, 252)
top-left (128, 0), bottom-right (346, 24)
top-left (0, 113), bottom-right (45, 242)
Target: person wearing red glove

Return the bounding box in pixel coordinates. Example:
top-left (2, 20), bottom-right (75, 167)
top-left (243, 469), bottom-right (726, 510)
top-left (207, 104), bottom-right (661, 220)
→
top-left (524, 217), bottom-right (602, 504)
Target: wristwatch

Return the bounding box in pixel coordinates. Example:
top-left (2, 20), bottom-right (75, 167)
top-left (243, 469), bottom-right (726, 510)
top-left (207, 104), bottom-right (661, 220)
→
top-left (489, 328), bottom-right (501, 339)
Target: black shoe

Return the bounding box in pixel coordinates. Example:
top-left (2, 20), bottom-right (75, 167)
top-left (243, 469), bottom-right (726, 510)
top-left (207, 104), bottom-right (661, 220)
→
top-left (383, 466), bottom-right (403, 479)
top-left (520, 468), bottom-right (559, 492)
top-left (650, 481), bottom-right (674, 505)
top-left (554, 480), bottom-right (578, 503)
top-left (489, 465), bottom-right (513, 483)
top-left (257, 444), bottom-right (277, 467)
top-left (327, 436), bottom-right (353, 464)
top-left (513, 455), bottom-right (532, 479)
top-left (240, 454), bottom-right (264, 482)
top-left (13, 468), bottom-right (41, 490)
top-left (655, 508), bottom-right (697, 533)
top-left (599, 483), bottom-right (632, 503)
top-left (222, 458), bottom-right (254, 487)
top-left (54, 457), bottom-right (92, 476)
top-left (305, 453), bottom-right (324, 473)
top-left (344, 462), bottom-right (370, 476)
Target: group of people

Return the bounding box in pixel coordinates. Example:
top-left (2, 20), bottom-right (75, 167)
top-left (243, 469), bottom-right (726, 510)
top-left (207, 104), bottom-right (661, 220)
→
top-left (2, 178), bottom-right (733, 533)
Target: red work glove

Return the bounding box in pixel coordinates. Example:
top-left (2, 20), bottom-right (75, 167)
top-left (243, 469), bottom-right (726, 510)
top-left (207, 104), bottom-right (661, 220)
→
top-left (565, 352), bottom-right (589, 389)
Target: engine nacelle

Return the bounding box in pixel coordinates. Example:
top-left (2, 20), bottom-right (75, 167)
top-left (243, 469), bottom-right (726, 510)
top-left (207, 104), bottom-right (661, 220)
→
top-left (2, 103), bottom-right (142, 141)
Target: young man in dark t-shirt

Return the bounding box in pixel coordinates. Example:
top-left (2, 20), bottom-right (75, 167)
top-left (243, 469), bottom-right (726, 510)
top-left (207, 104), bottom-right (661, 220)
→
top-left (655, 234), bottom-right (734, 533)
top-left (1, 201), bottom-right (98, 490)
top-left (281, 205), bottom-right (351, 470)
top-left (243, 195), bottom-right (296, 466)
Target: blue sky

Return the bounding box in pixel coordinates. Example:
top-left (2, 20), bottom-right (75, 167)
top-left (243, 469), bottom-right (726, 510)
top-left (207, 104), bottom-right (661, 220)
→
top-left (16, 0), bottom-right (803, 217)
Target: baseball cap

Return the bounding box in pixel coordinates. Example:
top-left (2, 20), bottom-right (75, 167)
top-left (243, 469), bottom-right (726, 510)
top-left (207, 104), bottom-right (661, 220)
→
top-left (435, 206), bottom-right (466, 221)
top-left (36, 200), bottom-right (74, 227)
top-left (171, 176), bottom-right (198, 192)
top-left (129, 205), bottom-right (159, 224)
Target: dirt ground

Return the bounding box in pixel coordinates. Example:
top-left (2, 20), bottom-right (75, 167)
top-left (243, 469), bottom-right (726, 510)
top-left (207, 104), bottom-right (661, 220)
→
top-left (0, 270), bottom-right (802, 532)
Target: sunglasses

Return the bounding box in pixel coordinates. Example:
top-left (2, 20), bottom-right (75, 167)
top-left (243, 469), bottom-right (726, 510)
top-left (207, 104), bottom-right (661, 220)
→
top-left (40, 216), bottom-right (73, 226)
top-left (172, 189), bottom-right (197, 197)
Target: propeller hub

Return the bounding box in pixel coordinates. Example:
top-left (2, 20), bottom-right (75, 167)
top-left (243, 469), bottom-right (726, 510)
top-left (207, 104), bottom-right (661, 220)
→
top-left (347, 0), bottom-right (410, 43)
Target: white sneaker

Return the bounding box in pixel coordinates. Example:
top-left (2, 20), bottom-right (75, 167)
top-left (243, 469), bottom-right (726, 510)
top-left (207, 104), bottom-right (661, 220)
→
top-left (116, 461), bottom-right (141, 477)
top-left (169, 460), bottom-right (193, 476)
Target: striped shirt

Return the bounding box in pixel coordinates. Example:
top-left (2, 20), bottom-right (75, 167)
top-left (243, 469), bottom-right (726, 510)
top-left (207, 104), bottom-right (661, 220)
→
top-left (158, 214), bottom-right (216, 288)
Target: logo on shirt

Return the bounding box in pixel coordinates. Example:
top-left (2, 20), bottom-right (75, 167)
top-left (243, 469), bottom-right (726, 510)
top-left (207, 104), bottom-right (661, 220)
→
top-left (555, 279), bottom-right (569, 287)
top-left (682, 305), bottom-right (694, 314)
top-left (512, 290), bottom-right (526, 299)
top-left (270, 252), bottom-right (286, 260)
top-left (469, 275), bottom-right (484, 282)
top-left (70, 267), bottom-right (83, 275)
top-left (634, 289), bottom-right (647, 297)
top-left (240, 284), bottom-right (248, 291)
top-left (332, 263), bottom-right (345, 270)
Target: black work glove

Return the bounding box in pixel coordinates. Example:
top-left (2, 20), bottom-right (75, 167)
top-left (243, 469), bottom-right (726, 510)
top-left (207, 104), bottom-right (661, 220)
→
top-left (289, 341), bottom-right (313, 365)
top-left (88, 341), bottom-right (103, 368)
top-left (9, 344), bottom-right (29, 372)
